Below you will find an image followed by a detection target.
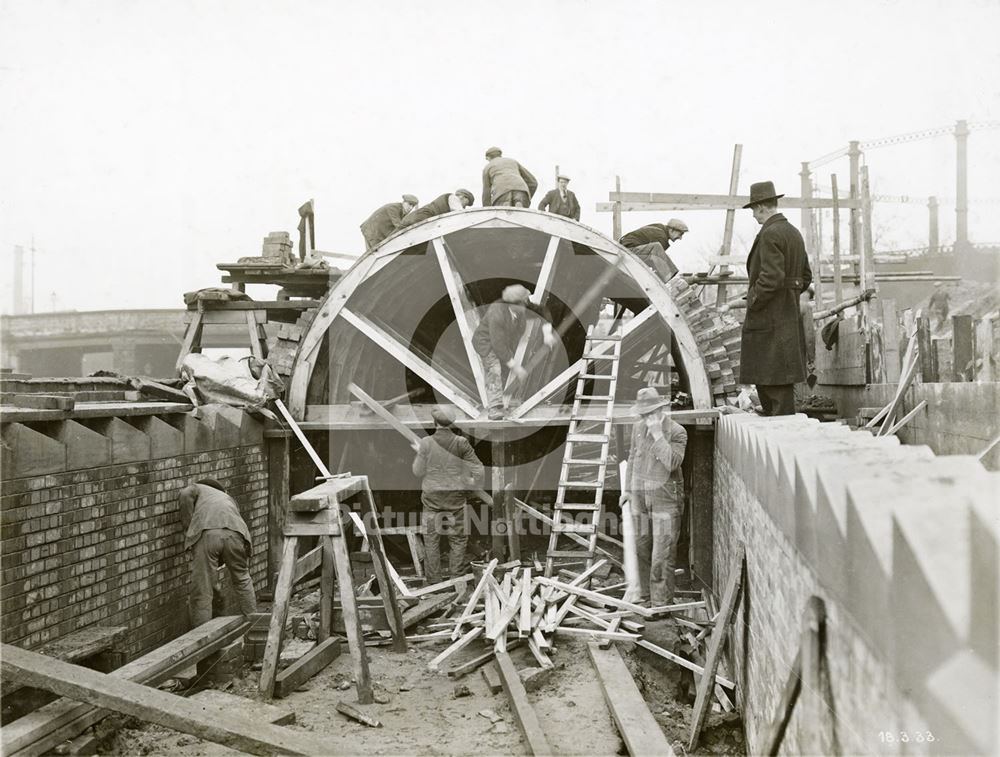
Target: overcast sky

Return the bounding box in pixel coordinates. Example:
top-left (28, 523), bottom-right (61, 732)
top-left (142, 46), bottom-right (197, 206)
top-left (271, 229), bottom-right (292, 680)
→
top-left (1, 0), bottom-right (998, 314)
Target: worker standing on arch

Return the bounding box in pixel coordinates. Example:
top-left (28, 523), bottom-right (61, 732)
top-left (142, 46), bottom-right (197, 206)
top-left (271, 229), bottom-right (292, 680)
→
top-left (482, 147), bottom-right (538, 208)
top-left (537, 174), bottom-right (581, 220)
top-left (619, 219), bottom-right (689, 282)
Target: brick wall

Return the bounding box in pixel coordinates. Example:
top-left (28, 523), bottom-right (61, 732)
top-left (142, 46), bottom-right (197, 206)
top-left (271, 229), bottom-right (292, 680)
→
top-left (1, 405), bottom-right (268, 659)
top-left (714, 414), bottom-right (997, 755)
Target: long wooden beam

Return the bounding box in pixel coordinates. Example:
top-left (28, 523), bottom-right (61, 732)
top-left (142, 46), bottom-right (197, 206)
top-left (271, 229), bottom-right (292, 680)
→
top-left (599, 192), bottom-right (861, 211)
top-left (432, 237), bottom-right (490, 406)
top-left (340, 306), bottom-right (480, 418)
top-left (587, 643), bottom-right (675, 756)
top-left (1, 644), bottom-right (339, 757)
top-left (506, 234), bottom-right (563, 391)
top-left (495, 650), bottom-right (554, 756)
top-left (2, 617), bottom-right (248, 756)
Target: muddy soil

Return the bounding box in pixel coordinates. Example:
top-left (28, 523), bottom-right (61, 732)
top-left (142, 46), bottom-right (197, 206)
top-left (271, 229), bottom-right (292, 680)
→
top-left (104, 619), bottom-right (744, 756)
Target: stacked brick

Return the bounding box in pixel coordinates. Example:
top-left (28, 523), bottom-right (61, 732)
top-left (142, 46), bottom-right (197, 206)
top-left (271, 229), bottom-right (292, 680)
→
top-left (713, 413), bottom-right (998, 755)
top-left (666, 277), bottom-right (742, 404)
top-left (261, 231), bottom-right (293, 264)
top-left (0, 406), bottom-right (270, 660)
top-left (267, 310), bottom-right (316, 385)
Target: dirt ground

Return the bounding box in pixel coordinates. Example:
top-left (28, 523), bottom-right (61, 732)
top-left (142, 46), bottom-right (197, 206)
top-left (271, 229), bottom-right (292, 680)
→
top-left (104, 615), bottom-right (744, 756)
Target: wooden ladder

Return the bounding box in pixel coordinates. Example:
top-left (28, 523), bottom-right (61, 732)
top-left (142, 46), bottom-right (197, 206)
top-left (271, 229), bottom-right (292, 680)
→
top-left (544, 323), bottom-right (622, 577)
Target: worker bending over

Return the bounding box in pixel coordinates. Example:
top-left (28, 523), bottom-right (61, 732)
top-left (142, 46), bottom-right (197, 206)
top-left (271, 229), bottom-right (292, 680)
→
top-left (178, 479), bottom-right (257, 626)
top-left (412, 407), bottom-right (485, 584)
top-left (396, 189), bottom-right (474, 231)
top-left (472, 284), bottom-right (556, 420)
top-left (360, 193), bottom-right (419, 250)
top-left (482, 147), bottom-right (538, 207)
top-left (619, 388), bottom-right (687, 607)
top-left (619, 219), bottom-right (688, 282)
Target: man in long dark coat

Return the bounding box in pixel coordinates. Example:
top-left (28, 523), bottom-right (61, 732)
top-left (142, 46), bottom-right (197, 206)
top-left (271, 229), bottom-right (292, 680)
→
top-left (738, 181), bottom-right (813, 416)
top-left (537, 175), bottom-right (581, 220)
top-left (360, 194), bottom-right (418, 250)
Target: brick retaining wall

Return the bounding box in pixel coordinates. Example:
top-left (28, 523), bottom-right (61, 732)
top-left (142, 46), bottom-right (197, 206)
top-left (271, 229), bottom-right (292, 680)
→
top-left (714, 413), bottom-right (997, 755)
top-left (1, 405), bottom-right (268, 659)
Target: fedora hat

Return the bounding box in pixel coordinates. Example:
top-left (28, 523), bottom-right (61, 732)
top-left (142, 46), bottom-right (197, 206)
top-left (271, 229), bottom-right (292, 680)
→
top-left (743, 181), bottom-right (785, 209)
top-left (633, 387), bottom-right (670, 416)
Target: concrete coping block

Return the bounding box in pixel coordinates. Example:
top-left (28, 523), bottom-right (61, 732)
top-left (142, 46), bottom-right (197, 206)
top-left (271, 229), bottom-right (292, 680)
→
top-left (1, 422), bottom-right (68, 477)
top-left (923, 650), bottom-right (998, 754)
top-left (54, 419), bottom-right (111, 470)
top-left (104, 417), bottom-right (153, 464)
top-left (197, 405), bottom-right (244, 450)
top-left (139, 415), bottom-right (185, 459)
top-left (967, 493), bottom-right (999, 667)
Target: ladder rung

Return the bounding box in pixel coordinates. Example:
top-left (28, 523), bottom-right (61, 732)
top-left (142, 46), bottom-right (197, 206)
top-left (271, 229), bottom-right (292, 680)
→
top-left (579, 373), bottom-right (613, 379)
top-left (552, 523), bottom-right (597, 535)
top-left (547, 550), bottom-right (595, 559)
top-left (553, 502), bottom-right (603, 511)
top-left (559, 480), bottom-right (601, 488)
top-left (575, 394), bottom-right (614, 401)
top-left (583, 353), bottom-right (619, 361)
top-left (566, 433), bottom-right (608, 443)
top-left (564, 458), bottom-right (605, 466)
top-left (589, 334), bottom-right (622, 341)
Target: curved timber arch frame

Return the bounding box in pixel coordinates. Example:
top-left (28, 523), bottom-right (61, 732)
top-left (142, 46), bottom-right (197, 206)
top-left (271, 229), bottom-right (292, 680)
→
top-left (287, 207), bottom-right (714, 420)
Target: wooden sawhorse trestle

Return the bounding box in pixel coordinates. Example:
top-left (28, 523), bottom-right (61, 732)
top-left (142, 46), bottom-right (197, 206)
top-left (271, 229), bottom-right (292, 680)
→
top-left (258, 476), bottom-right (406, 703)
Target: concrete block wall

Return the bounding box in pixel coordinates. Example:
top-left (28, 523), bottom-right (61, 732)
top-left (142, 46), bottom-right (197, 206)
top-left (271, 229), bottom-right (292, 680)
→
top-left (714, 413), bottom-right (998, 756)
top-left (0, 405), bottom-right (268, 659)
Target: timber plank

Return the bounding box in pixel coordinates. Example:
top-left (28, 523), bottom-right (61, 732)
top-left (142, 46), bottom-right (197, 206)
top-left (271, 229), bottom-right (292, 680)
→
top-left (2, 616), bottom-right (246, 756)
top-left (273, 638), bottom-right (342, 698)
top-left (587, 643), bottom-right (674, 756)
top-left (1, 644), bottom-right (337, 757)
top-left (688, 547), bottom-right (744, 751)
top-left (494, 651), bottom-right (553, 756)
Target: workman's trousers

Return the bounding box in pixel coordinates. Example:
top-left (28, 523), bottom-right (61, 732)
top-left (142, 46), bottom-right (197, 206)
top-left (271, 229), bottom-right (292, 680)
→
top-left (493, 190), bottom-right (530, 208)
top-left (422, 502), bottom-right (469, 583)
top-left (362, 230), bottom-right (381, 251)
top-left (189, 528), bottom-right (257, 627)
top-left (629, 242), bottom-right (678, 283)
top-left (482, 350), bottom-right (506, 417)
top-left (630, 480), bottom-right (683, 606)
top-left (756, 384), bottom-right (795, 416)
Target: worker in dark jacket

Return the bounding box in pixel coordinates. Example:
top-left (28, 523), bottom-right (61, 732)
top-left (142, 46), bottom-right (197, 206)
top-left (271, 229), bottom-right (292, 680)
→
top-left (738, 181), bottom-right (813, 416)
top-left (619, 219), bottom-right (688, 282)
top-left (396, 189), bottom-right (474, 231)
top-left (178, 479), bottom-right (257, 627)
top-left (360, 194), bottom-right (418, 250)
top-left (537, 175), bottom-right (581, 220)
top-left (482, 147), bottom-right (538, 207)
top-left (472, 284), bottom-right (556, 419)
top-left (412, 407), bottom-right (485, 583)
top-left (619, 387), bottom-right (687, 606)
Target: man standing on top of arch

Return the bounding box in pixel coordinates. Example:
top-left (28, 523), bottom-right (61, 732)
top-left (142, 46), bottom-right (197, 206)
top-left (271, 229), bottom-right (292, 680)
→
top-left (482, 147), bottom-right (538, 208)
top-left (619, 218), bottom-right (689, 282)
top-left (738, 180), bottom-right (813, 416)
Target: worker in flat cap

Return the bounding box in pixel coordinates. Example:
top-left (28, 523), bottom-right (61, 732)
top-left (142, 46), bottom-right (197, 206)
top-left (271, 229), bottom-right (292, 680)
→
top-left (482, 147), bottom-right (538, 208)
top-left (619, 387), bottom-right (687, 607)
top-left (177, 478), bottom-right (257, 627)
top-left (619, 219), bottom-right (689, 282)
top-left (473, 283), bottom-right (557, 419)
top-left (360, 194), bottom-right (419, 250)
top-left (396, 189), bottom-right (474, 231)
top-left (537, 174), bottom-right (581, 221)
top-left (412, 406), bottom-right (485, 584)
top-left (738, 181), bottom-right (813, 416)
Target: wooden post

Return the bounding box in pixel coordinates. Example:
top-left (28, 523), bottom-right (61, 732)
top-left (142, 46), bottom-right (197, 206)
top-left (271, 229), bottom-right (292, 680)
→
top-left (830, 175), bottom-right (843, 305)
top-left (612, 176), bottom-right (622, 241)
top-left (975, 317), bottom-right (994, 381)
top-left (848, 141), bottom-right (862, 279)
top-left (801, 162), bottom-right (821, 306)
top-left (687, 428), bottom-right (714, 590)
top-left (953, 314), bottom-right (975, 381)
top-left (917, 316), bottom-right (936, 383)
top-left (266, 435), bottom-right (291, 593)
top-left (880, 299), bottom-right (901, 382)
top-left (928, 196), bottom-right (940, 254)
top-left (491, 434), bottom-right (508, 559)
top-left (716, 144), bottom-right (743, 306)
top-left (955, 119), bottom-right (969, 252)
